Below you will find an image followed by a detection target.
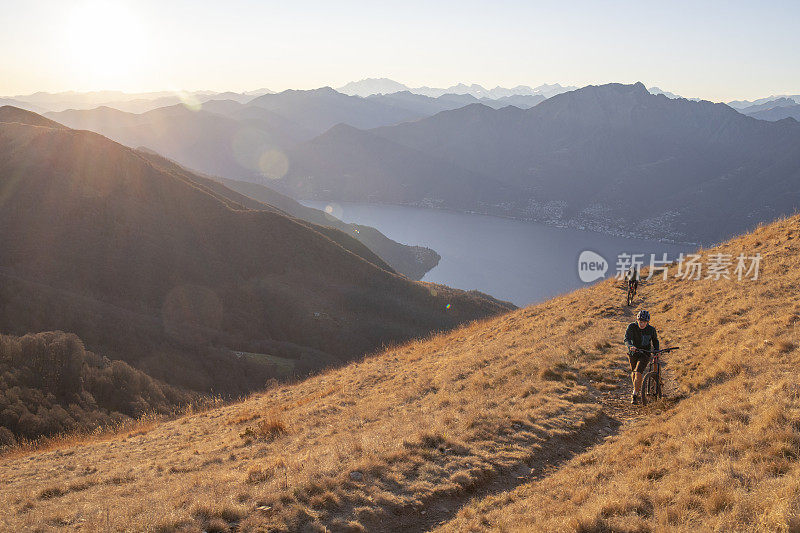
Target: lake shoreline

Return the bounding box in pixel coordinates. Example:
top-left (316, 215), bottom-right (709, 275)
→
top-left (300, 200), bottom-right (693, 307)
top-left (300, 198), bottom-right (703, 248)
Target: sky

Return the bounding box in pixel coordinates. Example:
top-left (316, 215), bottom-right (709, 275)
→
top-left (1, 0), bottom-right (798, 102)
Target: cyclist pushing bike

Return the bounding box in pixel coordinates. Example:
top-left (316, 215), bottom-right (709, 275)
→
top-left (626, 266), bottom-right (639, 291)
top-left (624, 309), bottom-right (658, 404)
top-left (625, 266), bottom-right (639, 305)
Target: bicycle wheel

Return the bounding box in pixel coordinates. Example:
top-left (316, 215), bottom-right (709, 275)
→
top-left (626, 287), bottom-right (634, 306)
top-left (641, 372), bottom-right (660, 405)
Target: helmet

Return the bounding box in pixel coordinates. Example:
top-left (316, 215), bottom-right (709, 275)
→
top-left (636, 310), bottom-right (650, 321)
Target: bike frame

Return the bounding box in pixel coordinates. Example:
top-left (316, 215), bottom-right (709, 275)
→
top-left (634, 347), bottom-right (679, 405)
top-left (626, 280), bottom-right (637, 305)
top-left (647, 350), bottom-right (661, 375)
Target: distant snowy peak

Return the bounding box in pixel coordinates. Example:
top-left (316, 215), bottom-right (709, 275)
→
top-left (648, 86), bottom-right (682, 99)
top-left (337, 78), bottom-right (411, 97)
top-left (337, 79), bottom-right (576, 99)
top-left (412, 82), bottom-right (576, 99)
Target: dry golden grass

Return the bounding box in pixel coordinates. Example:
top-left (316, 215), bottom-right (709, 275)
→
top-left (435, 216), bottom-right (800, 533)
top-left (0, 397), bottom-right (225, 461)
top-left (1, 214), bottom-right (799, 531)
top-left (436, 374), bottom-right (800, 533)
top-left (239, 413), bottom-right (289, 443)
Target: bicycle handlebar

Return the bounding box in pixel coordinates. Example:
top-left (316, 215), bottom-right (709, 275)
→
top-left (630, 347), bottom-right (679, 354)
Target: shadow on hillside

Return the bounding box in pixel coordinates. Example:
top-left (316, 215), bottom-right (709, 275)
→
top-left (369, 411), bottom-right (622, 532)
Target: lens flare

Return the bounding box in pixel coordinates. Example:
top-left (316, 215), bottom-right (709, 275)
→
top-left (323, 203), bottom-right (342, 221)
top-left (258, 149), bottom-right (289, 179)
top-left (176, 91), bottom-right (202, 111)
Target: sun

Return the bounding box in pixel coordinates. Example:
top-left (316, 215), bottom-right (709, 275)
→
top-left (63, 1), bottom-right (151, 90)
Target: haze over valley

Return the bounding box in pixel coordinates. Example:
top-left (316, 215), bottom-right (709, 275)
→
top-left (35, 80), bottom-right (800, 249)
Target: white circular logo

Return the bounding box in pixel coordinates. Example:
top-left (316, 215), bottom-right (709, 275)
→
top-left (578, 250), bottom-right (608, 283)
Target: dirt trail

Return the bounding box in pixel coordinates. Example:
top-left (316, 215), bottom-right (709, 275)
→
top-left (371, 377), bottom-right (664, 533)
top-left (371, 410), bottom-right (621, 533)
top-left (400, 358), bottom-right (678, 532)
top-left (373, 292), bottom-right (670, 532)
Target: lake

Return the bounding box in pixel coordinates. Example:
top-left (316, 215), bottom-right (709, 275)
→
top-left (302, 201), bottom-right (693, 307)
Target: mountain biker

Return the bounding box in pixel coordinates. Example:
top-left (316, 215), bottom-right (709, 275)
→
top-left (624, 309), bottom-right (659, 404)
top-left (626, 265), bottom-right (639, 295)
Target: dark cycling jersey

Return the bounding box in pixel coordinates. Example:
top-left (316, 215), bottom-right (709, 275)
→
top-left (624, 322), bottom-right (659, 352)
top-left (624, 322), bottom-right (659, 373)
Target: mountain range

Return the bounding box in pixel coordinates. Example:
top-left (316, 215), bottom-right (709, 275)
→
top-left (273, 82), bottom-right (800, 244)
top-left (10, 83), bottom-right (800, 117)
top-left (738, 97), bottom-right (800, 121)
top-left (337, 77), bottom-right (577, 98)
top-left (727, 94), bottom-right (800, 109)
top-left (0, 106), bottom-right (513, 397)
top-left (6, 80), bottom-right (564, 115)
top-left (41, 82), bottom-right (800, 245)
top-left (48, 88), bottom-right (548, 154)
top-left (45, 87), bottom-right (547, 186)
top-left (366, 90), bottom-right (546, 113)
top-left (0, 89), bottom-right (275, 113)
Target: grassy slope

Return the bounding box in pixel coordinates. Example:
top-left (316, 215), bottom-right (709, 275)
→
top-left (437, 216), bottom-right (800, 533)
top-left (1, 214), bottom-right (798, 531)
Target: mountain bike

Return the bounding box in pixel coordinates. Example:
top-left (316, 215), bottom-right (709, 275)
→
top-left (636, 347), bottom-right (679, 405)
top-left (625, 280), bottom-right (638, 306)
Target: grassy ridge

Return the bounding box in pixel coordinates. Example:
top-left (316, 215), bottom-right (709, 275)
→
top-left (0, 214), bottom-right (797, 531)
top-left (436, 215), bottom-right (800, 532)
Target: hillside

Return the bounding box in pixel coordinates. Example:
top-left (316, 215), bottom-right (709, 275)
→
top-left (44, 107), bottom-right (439, 279)
top-left (0, 331), bottom-right (194, 446)
top-left (212, 176), bottom-right (441, 280)
top-left (276, 82), bottom-right (800, 244)
top-left (136, 149), bottom-right (439, 280)
top-left (0, 107), bottom-right (514, 397)
top-left (0, 105), bottom-right (66, 128)
top-left (1, 208), bottom-right (797, 531)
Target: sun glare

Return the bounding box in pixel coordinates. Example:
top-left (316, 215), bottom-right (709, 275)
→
top-left (63, 1), bottom-right (150, 89)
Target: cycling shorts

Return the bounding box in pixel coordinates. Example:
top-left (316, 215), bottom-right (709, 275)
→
top-left (628, 351), bottom-right (651, 373)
